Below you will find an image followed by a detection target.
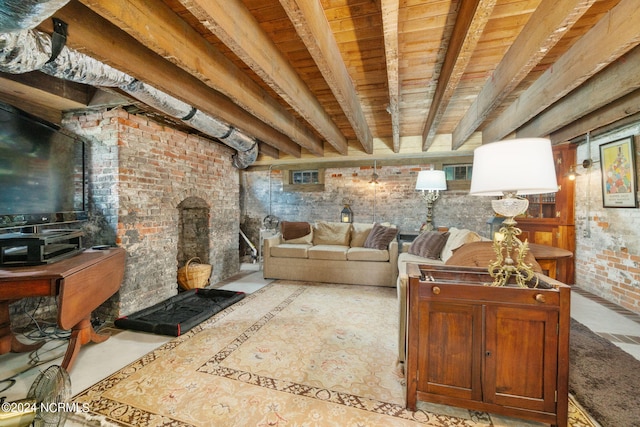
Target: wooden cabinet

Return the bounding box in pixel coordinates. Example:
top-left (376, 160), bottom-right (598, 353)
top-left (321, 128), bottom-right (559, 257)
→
top-left (518, 144), bottom-right (576, 284)
top-left (406, 264), bottom-right (570, 427)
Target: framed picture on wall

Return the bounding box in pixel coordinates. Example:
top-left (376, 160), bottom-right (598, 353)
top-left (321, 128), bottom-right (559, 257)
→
top-left (599, 136), bottom-right (638, 208)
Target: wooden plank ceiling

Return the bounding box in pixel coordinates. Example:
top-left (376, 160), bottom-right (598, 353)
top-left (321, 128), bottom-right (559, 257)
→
top-left (1, 0), bottom-right (639, 167)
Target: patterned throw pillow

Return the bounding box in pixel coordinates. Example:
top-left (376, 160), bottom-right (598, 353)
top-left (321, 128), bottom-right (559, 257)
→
top-left (408, 231), bottom-right (450, 260)
top-left (363, 223), bottom-right (398, 250)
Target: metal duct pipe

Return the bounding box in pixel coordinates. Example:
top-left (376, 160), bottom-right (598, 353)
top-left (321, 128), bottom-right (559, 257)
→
top-left (121, 80), bottom-right (259, 168)
top-left (0, 0), bottom-right (70, 32)
top-left (0, 30), bottom-right (134, 86)
top-left (0, 11), bottom-right (258, 168)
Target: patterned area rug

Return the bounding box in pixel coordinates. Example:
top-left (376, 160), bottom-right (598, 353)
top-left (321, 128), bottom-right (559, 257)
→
top-left (71, 281), bottom-right (597, 426)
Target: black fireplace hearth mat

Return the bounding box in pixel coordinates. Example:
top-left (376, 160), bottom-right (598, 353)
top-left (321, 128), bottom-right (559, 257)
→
top-left (114, 288), bottom-right (245, 336)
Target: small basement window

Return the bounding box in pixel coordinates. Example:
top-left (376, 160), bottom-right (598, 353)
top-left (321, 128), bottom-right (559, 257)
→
top-left (292, 170), bottom-right (319, 184)
top-left (443, 164), bottom-right (473, 191)
top-left (444, 164), bottom-right (473, 181)
top-left (283, 168), bottom-right (325, 192)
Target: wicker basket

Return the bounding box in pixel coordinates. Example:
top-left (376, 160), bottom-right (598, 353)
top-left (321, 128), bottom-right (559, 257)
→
top-left (177, 257), bottom-right (212, 290)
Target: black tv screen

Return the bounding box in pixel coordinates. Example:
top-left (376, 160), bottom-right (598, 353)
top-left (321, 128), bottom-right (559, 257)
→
top-left (0, 105), bottom-right (86, 228)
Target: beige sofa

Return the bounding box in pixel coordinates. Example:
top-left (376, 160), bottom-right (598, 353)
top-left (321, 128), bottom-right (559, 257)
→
top-left (396, 227), bottom-right (485, 364)
top-left (263, 221), bottom-right (398, 287)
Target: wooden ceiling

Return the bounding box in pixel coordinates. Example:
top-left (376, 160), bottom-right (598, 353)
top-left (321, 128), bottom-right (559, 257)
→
top-left (2, 0), bottom-right (639, 167)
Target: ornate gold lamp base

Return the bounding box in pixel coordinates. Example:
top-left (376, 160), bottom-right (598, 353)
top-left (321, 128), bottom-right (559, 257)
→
top-left (419, 190), bottom-right (440, 233)
top-left (488, 195), bottom-right (538, 288)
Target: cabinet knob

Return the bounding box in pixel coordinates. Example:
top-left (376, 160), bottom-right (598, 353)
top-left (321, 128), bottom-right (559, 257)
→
top-left (432, 286), bottom-right (441, 295)
top-left (535, 294), bottom-right (546, 303)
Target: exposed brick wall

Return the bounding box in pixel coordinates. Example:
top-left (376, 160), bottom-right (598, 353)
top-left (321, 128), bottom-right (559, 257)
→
top-left (240, 164), bottom-right (494, 255)
top-left (63, 108), bottom-right (240, 317)
top-left (575, 128), bottom-right (640, 314)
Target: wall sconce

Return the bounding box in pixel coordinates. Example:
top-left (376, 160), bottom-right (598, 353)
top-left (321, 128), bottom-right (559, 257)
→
top-left (470, 138), bottom-right (558, 287)
top-left (369, 160), bottom-right (379, 184)
top-left (340, 198), bottom-right (353, 223)
top-left (565, 159), bottom-right (594, 180)
top-left (415, 169), bottom-right (447, 232)
top-left (370, 161), bottom-right (379, 222)
top-left (565, 165), bottom-right (580, 180)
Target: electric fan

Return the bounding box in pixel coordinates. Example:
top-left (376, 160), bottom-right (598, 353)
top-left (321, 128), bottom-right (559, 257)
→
top-left (0, 365), bottom-right (71, 427)
top-left (262, 214), bottom-right (280, 230)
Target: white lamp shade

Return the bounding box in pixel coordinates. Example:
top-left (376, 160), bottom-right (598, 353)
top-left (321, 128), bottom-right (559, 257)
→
top-left (415, 170), bottom-right (447, 191)
top-left (469, 138), bottom-right (558, 196)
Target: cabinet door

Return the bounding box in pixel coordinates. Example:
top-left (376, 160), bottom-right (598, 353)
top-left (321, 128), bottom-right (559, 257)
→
top-left (417, 301), bottom-right (483, 401)
top-left (484, 306), bottom-right (559, 413)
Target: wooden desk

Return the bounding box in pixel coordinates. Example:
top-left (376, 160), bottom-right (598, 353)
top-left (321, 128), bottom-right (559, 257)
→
top-left (0, 247), bottom-right (125, 370)
top-left (528, 243), bottom-right (573, 283)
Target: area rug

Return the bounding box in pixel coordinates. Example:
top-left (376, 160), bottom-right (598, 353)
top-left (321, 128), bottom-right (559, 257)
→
top-left (113, 288), bottom-right (245, 336)
top-left (570, 318), bottom-right (640, 427)
top-left (71, 281), bottom-right (597, 426)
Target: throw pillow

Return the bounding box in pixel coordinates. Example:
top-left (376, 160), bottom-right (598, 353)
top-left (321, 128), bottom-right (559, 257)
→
top-left (441, 227), bottom-right (484, 262)
top-left (281, 221), bottom-right (311, 240)
top-left (408, 231), bottom-right (450, 259)
top-left (313, 221), bottom-right (351, 246)
top-left (284, 228), bottom-right (313, 244)
top-left (363, 223), bottom-right (398, 250)
top-left (350, 222), bottom-right (374, 247)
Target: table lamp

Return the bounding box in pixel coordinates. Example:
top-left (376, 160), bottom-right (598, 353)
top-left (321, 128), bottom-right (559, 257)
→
top-left (415, 170), bottom-right (447, 232)
top-left (470, 138), bottom-right (558, 287)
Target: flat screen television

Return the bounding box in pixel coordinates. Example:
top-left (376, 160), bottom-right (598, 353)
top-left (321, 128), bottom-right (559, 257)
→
top-left (0, 104), bottom-right (86, 230)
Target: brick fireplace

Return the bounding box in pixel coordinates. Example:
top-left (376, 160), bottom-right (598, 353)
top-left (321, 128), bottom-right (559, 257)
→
top-left (62, 107), bottom-right (240, 319)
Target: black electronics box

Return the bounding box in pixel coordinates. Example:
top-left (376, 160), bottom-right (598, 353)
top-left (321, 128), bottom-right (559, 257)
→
top-left (0, 230), bottom-right (83, 266)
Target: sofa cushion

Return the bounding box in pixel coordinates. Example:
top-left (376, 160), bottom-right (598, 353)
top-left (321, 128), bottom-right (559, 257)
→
top-left (350, 222), bottom-right (374, 247)
top-left (347, 247), bottom-right (390, 262)
top-left (313, 221), bottom-right (351, 246)
top-left (364, 223), bottom-right (398, 250)
top-left (445, 241), bottom-right (542, 272)
top-left (281, 221), bottom-right (311, 240)
top-left (270, 243), bottom-right (312, 259)
top-left (408, 231), bottom-right (450, 259)
top-left (441, 227), bottom-right (483, 262)
top-left (308, 245), bottom-right (349, 260)
top-left (398, 252), bottom-right (443, 277)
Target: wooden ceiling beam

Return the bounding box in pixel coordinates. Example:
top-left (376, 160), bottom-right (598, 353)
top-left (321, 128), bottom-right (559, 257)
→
top-left (0, 71), bottom-right (94, 106)
top-left (381, 0), bottom-right (400, 153)
top-left (519, 44), bottom-right (640, 139)
top-left (482, 0), bottom-right (640, 143)
top-left (421, 0), bottom-right (496, 151)
top-left (0, 88), bottom-right (62, 125)
top-left (279, 0), bottom-right (373, 154)
top-left (75, 0), bottom-right (314, 157)
top-left (257, 142), bottom-right (280, 160)
top-left (0, 72), bottom-right (94, 125)
top-left (178, 0), bottom-right (348, 156)
top-left (551, 89), bottom-right (640, 144)
top-left (452, 0), bottom-right (596, 149)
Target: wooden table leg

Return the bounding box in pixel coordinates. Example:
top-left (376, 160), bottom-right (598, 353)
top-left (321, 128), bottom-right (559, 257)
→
top-left (0, 301), bottom-right (44, 354)
top-left (61, 318), bottom-right (111, 371)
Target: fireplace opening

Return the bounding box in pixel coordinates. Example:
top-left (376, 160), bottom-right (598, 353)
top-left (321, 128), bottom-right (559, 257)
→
top-left (177, 197), bottom-right (210, 284)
